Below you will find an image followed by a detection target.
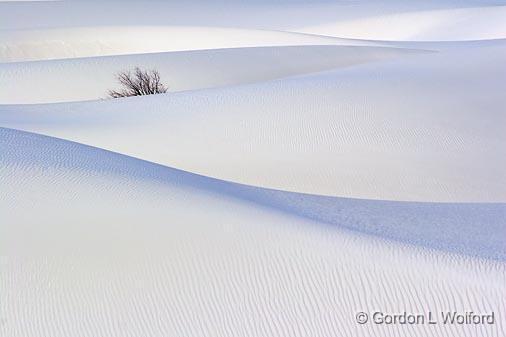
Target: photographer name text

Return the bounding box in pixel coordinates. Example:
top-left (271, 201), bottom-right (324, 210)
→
top-left (355, 311), bottom-right (495, 325)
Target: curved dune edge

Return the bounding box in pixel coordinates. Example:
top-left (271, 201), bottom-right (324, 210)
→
top-left (1, 2), bottom-right (505, 42)
top-left (0, 45), bottom-right (427, 104)
top-left (5, 38), bottom-right (503, 105)
top-left (1, 41), bottom-right (504, 203)
top-left (0, 25), bottom-right (391, 63)
top-left (1, 126), bottom-right (505, 337)
top-left (2, 126), bottom-right (505, 261)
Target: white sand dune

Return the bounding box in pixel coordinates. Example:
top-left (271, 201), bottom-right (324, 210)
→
top-left (2, 38), bottom-right (500, 104)
top-left (1, 127), bottom-right (505, 337)
top-left (0, 45), bottom-right (426, 104)
top-left (3, 1), bottom-right (505, 63)
top-left (1, 1), bottom-right (505, 41)
top-left (2, 41), bottom-right (504, 202)
top-left (0, 26), bottom-right (386, 63)
top-left (294, 5), bottom-right (506, 41)
top-left (1, 0), bottom-right (505, 336)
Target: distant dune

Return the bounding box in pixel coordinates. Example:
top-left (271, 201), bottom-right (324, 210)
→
top-left (0, 26), bottom-right (370, 63)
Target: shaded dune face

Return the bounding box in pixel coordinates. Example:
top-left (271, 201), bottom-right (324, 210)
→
top-left (2, 127), bottom-right (505, 260)
top-left (1, 1), bottom-right (505, 337)
top-left (1, 127), bottom-right (505, 337)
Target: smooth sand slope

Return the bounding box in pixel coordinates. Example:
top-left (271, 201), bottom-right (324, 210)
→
top-left (0, 26), bottom-right (382, 63)
top-left (1, 1), bottom-right (505, 41)
top-left (1, 127), bottom-right (505, 337)
top-left (293, 5), bottom-right (506, 41)
top-left (2, 42), bottom-right (505, 202)
top-left (0, 45), bottom-right (425, 104)
top-left (2, 1), bottom-right (505, 63)
top-left (1, 1), bottom-right (505, 336)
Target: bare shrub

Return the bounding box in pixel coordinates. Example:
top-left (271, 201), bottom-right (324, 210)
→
top-left (108, 67), bottom-right (168, 98)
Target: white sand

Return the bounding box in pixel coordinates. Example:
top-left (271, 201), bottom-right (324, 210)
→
top-left (0, 45), bottom-right (425, 104)
top-left (2, 41), bottom-right (504, 202)
top-left (1, 1), bottom-right (505, 336)
top-left (0, 26), bottom-right (380, 63)
top-left (1, 127), bottom-right (505, 337)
